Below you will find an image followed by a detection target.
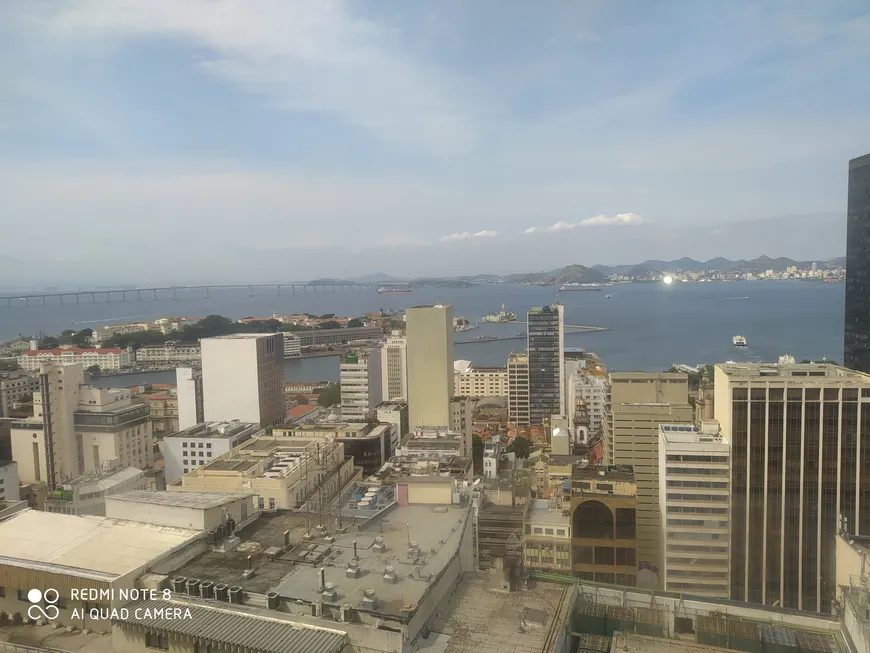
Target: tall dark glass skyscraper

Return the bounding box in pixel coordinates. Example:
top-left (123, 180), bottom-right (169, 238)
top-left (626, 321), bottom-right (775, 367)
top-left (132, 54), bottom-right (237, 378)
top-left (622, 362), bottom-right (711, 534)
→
top-left (844, 153), bottom-right (870, 372)
top-left (527, 304), bottom-right (564, 425)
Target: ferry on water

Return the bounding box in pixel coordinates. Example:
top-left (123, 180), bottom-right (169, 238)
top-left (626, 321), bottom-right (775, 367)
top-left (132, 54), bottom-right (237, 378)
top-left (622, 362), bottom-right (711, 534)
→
top-left (377, 285), bottom-right (412, 295)
top-left (559, 283), bottom-right (602, 292)
top-left (733, 335), bottom-right (747, 347)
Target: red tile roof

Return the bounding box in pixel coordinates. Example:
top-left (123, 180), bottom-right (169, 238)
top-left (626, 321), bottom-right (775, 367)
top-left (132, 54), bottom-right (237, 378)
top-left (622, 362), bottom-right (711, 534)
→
top-left (287, 405), bottom-right (319, 419)
top-left (21, 347), bottom-right (122, 356)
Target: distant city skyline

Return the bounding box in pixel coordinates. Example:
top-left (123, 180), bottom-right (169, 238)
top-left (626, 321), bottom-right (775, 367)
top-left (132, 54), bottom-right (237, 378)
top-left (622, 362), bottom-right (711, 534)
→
top-left (1, 2), bottom-right (868, 285)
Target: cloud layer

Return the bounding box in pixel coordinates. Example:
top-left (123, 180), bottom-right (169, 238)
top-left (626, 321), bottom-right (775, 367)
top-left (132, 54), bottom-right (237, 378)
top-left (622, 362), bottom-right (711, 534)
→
top-left (525, 213), bottom-right (644, 234)
top-left (439, 230), bottom-right (499, 243)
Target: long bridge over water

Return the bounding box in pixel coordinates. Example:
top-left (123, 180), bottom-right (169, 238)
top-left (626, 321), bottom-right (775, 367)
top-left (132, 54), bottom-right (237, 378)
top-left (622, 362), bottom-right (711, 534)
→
top-left (0, 283), bottom-right (380, 307)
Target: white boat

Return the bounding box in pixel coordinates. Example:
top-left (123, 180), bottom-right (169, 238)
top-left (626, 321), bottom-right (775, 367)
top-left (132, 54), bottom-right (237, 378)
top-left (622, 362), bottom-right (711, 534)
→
top-left (778, 354), bottom-right (796, 365)
top-left (733, 335), bottom-right (747, 347)
top-left (605, 294), bottom-right (612, 299)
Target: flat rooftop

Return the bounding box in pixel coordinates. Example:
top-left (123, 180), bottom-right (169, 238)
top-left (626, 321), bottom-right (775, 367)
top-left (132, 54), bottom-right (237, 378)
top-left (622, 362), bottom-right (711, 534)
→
top-left (165, 421), bottom-right (260, 439)
top-left (528, 501), bottom-right (570, 527)
top-left (206, 333), bottom-right (279, 340)
top-left (418, 576), bottom-right (571, 653)
top-left (171, 504), bottom-right (471, 617)
top-left (0, 511), bottom-right (200, 579)
top-left (0, 623), bottom-right (113, 653)
top-left (109, 490), bottom-right (250, 509)
top-left (717, 361), bottom-right (870, 381)
top-left (573, 464), bottom-right (635, 481)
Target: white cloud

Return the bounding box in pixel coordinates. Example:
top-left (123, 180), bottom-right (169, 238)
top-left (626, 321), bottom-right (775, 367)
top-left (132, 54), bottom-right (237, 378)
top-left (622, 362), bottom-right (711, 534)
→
top-left (439, 230), bottom-right (499, 243)
top-left (47, 0), bottom-right (476, 156)
top-left (525, 213), bottom-right (643, 233)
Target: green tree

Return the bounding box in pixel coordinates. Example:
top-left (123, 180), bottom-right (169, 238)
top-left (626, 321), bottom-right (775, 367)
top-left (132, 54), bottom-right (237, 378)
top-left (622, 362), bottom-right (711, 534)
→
top-left (316, 383), bottom-right (341, 407)
top-left (472, 434), bottom-right (484, 475)
top-left (61, 329), bottom-right (76, 340)
top-left (318, 321), bottom-right (342, 330)
top-left (71, 328), bottom-right (93, 346)
top-left (347, 317), bottom-right (364, 328)
top-left (507, 436), bottom-right (532, 459)
top-left (319, 313), bottom-right (336, 319)
top-left (0, 360), bottom-right (19, 372)
top-left (85, 364), bottom-right (102, 377)
top-left (294, 394), bottom-right (309, 406)
top-left (389, 319), bottom-right (405, 331)
top-left (40, 336), bottom-right (59, 348)
top-left (103, 330), bottom-right (167, 350)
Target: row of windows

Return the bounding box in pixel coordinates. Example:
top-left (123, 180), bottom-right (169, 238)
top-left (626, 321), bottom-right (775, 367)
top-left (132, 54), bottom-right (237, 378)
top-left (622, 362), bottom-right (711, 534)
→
top-left (666, 480), bottom-right (728, 489)
top-left (574, 546), bottom-right (636, 566)
top-left (667, 569), bottom-right (728, 579)
top-left (667, 519), bottom-right (728, 528)
top-left (667, 544), bottom-right (729, 554)
top-left (667, 493), bottom-right (728, 502)
top-left (666, 467), bottom-right (728, 476)
top-left (574, 571), bottom-right (637, 586)
top-left (733, 387), bottom-right (865, 401)
top-left (182, 441), bottom-right (212, 449)
top-left (666, 455), bottom-right (728, 463)
top-left (667, 506), bottom-right (728, 515)
top-left (668, 557), bottom-right (728, 567)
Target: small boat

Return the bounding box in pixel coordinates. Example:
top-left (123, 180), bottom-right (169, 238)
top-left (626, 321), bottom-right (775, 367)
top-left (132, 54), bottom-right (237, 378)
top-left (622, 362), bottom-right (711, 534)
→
top-left (559, 284), bottom-right (602, 292)
top-left (377, 285), bottom-right (412, 295)
top-left (733, 335), bottom-right (747, 347)
top-left (605, 294), bottom-right (611, 299)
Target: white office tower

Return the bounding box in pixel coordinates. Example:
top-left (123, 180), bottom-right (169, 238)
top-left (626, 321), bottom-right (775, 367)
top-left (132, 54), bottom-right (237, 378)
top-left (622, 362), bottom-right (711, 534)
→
top-left (406, 305), bottom-right (454, 428)
top-left (340, 348), bottom-right (383, 421)
top-left (659, 422), bottom-right (731, 599)
top-left (201, 334), bottom-right (284, 427)
top-left (176, 367), bottom-right (204, 430)
top-left (380, 331), bottom-right (408, 401)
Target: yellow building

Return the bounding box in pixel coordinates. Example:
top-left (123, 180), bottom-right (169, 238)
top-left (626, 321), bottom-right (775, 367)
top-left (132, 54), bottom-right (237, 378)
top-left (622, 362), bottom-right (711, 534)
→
top-left (524, 498), bottom-right (572, 573)
top-left (406, 305), bottom-right (454, 428)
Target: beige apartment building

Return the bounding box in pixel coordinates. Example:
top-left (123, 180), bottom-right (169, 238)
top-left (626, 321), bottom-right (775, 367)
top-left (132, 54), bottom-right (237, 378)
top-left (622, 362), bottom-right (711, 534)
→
top-left (0, 370), bottom-right (39, 417)
top-left (454, 361), bottom-right (509, 397)
top-left (508, 352), bottom-right (531, 425)
top-left (380, 330), bottom-right (408, 400)
top-left (170, 437), bottom-right (356, 511)
top-left (406, 304), bottom-right (454, 428)
top-left (606, 372), bottom-right (693, 581)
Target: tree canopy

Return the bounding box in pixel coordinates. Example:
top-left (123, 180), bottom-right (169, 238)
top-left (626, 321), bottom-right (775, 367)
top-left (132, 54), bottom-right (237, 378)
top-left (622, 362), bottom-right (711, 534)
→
top-left (316, 383), bottom-right (341, 407)
top-left (507, 436), bottom-right (532, 459)
top-left (347, 317), bottom-right (364, 328)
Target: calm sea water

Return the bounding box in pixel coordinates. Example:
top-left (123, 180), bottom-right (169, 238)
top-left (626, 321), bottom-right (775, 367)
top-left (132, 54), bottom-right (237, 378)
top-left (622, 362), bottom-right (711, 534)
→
top-left (0, 281), bottom-right (844, 386)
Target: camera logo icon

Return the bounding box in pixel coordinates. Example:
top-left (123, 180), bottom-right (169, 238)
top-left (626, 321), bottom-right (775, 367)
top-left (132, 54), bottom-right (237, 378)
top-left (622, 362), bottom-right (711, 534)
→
top-left (27, 588), bottom-right (60, 621)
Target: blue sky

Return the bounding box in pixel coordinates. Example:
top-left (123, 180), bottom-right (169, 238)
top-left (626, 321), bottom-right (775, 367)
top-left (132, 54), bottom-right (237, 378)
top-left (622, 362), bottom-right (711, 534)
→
top-left (1, 0), bottom-right (869, 285)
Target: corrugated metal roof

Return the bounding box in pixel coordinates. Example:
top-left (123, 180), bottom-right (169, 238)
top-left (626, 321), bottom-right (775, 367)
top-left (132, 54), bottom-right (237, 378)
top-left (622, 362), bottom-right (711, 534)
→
top-left (115, 599), bottom-right (346, 653)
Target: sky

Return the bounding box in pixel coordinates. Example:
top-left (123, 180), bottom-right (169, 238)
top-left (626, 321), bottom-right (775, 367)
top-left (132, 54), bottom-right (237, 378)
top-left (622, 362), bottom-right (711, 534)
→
top-left (1, 0), bottom-right (870, 286)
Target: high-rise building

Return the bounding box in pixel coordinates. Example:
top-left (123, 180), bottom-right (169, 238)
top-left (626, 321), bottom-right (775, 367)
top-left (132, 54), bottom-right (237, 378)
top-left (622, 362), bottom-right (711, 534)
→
top-left (380, 331), bottom-right (408, 401)
top-left (527, 304), bottom-right (565, 426)
top-left (844, 153), bottom-right (870, 372)
top-left (200, 334), bottom-right (284, 427)
top-left (10, 363), bottom-right (84, 489)
top-left (508, 352), bottom-right (530, 425)
top-left (606, 372), bottom-right (693, 581)
top-left (74, 387), bottom-right (153, 473)
top-left (176, 367), bottom-right (204, 430)
top-left (714, 361), bottom-right (870, 612)
top-left (658, 422), bottom-right (731, 599)
top-left (0, 371), bottom-right (40, 418)
top-left (340, 348), bottom-right (383, 421)
top-left (406, 305), bottom-right (453, 428)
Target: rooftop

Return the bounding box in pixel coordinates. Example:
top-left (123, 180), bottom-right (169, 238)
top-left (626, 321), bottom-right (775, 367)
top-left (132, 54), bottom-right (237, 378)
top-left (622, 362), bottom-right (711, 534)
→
top-left (573, 464), bottom-right (635, 481)
top-left (661, 422), bottom-right (728, 446)
top-left (109, 490), bottom-right (251, 509)
top-left (116, 597), bottom-right (346, 653)
top-left (21, 347), bottom-right (123, 356)
top-left (204, 333), bottom-right (280, 340)
top-left (170, 504), bottom-right (471, 618)
top-left (528, 500), bottom-right (570, 527)
top-left (165, 420), bottom-right (261, 439)
top-left (716, 361), bottom-right (870, 382)
top-left (420, 576), bottom-right (571, 653)
top-left (0, 510), bottom-right (201, 579)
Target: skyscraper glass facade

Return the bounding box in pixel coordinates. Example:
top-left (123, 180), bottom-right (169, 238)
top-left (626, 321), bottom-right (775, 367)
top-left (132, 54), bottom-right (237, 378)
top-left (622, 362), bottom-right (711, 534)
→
top-left (844, 153), bottom-right (870, 372)
top-left (527, 304), bottom-right (564, 425)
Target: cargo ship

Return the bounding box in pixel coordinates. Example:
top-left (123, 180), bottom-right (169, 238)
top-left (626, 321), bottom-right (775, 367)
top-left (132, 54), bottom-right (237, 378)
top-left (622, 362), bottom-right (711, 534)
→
top-left (377, 285), bottom-right (412, 295)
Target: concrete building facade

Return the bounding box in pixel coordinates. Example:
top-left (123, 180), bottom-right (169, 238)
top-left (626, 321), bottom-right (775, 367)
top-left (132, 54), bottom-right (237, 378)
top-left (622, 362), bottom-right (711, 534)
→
top-left (74, 387), bottom-right (153, 473)
top-left (454, 361), bottom-right (509, 398)
top-left (406, 304), bottom-right (454, 428)
top-left (714, 361), bottom-right (870, 613)
top-left (659, 422), bottom-right (731, 598)
top-left (176, 366), bottom-right (204, 430)
top-left (18, 346), bottom-right (131, 371)
top-left (0, 371), bottom-right (39, 418)
top-left (0, 459), bottom-right (19, 502)
top-left (508, 352), bottom-right (531, 426)
top-left (606, 372), bottom-right (693, 580)
top-left (340, 349), bottom-right (383, 421)
top-left (380, 331), bottom-right (408, 400)
top-left (201, 333), bottom-right (284, 426)
top-left (134, 342), bottom-right (201, 364)
top-left (162, 420), bottom-right (261, 483)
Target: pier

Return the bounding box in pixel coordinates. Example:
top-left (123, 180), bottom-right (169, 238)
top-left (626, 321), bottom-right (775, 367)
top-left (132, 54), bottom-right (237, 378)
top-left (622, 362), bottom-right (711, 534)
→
top-left (0, 283), bottom-right (377, 307)
top-left (505, 320), bottom-right (609, 333)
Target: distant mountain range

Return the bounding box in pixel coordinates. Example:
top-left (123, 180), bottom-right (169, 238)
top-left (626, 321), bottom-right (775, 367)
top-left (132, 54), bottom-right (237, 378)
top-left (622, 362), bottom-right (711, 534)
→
top-left (322, 255), bottom-right (845, 286)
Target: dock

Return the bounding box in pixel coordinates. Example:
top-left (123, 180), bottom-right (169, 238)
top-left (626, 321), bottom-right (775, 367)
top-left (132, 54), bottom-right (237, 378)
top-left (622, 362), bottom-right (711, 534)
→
top-left (505, 320), bottom-right (608, 333)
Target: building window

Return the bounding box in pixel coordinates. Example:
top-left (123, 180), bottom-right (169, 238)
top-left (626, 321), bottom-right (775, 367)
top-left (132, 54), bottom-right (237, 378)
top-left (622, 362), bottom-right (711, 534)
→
top-left (195, 643), bottom-right (212, 653)
top-left (206, 443), bottom-right (212, 449)
top-left (146, 633), bottom-right (169, 650)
